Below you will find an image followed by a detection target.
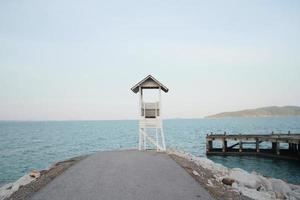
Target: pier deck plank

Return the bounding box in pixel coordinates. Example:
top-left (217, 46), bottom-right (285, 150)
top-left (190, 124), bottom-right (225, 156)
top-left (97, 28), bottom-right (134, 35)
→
top-left (30, 150), bottom-right (215, 200)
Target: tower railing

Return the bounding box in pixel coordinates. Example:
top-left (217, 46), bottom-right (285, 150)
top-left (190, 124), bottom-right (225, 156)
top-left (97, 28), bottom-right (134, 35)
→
top-left (141, 102), bottom-right (160, 118)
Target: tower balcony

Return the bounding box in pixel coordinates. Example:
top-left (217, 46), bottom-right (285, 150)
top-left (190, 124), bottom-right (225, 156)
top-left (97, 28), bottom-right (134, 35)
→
top-left (139, 118), bottom-right (162, 128)
top-left (141, 102), bottom-right (160, 118)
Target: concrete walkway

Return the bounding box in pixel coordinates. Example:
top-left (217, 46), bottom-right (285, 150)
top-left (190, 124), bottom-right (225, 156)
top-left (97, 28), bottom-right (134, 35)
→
top-left (30, 150), bottom-right (215, 200)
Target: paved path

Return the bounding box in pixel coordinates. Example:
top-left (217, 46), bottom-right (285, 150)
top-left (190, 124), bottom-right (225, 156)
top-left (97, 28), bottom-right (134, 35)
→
top-left (30, 150), bottom-right (215, 200)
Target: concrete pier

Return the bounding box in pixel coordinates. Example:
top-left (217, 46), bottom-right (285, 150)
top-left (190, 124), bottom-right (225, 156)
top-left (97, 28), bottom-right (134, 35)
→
top-left (206, 133), bottom-right (300, 161)
top-left (30, 150), bottom-right (215, 200)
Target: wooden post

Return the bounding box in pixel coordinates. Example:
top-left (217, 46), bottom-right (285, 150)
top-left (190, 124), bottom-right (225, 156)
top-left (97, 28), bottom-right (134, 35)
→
top-left (276, 142), bottom-right (280, 155)
top-left (206, 140), bottom-right (213, 153)
top-left (272, 142), bottom-right (277, 154)
top-left (239, 141), bottom-right (242, 152)
top-left (155, 102), bottom-right (158, 151)
top-left (206, 139), bottom-right (209, 153)
top-left (138, 129), bottom-right (142, 150)
top-left (155, 128), bottom-right (158, 151)
top-left (222, 139), bottom-right (227, 153)
top-left (256, 139), bottom-right (260, 153)
top-left (209, 140), bottom-right (213, 151)
top-left (291, 143), bottom-right (295, 152)
top-left (139, 87), bottom-right (142, 150)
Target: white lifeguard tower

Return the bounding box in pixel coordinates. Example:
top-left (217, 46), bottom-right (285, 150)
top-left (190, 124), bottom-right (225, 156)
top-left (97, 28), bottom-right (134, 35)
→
top-left (131, 75), bottom-right (169, 151)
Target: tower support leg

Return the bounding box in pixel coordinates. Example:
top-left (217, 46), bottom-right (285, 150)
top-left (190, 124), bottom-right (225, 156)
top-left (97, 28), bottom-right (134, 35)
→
top-left (139, 128), bottom-right (146, 151)
top-left (155, 128), bottom-right (159, 151)
top-left (138, 129), bottom-right (142, 150)
top-left (139, 127), bottom-right (166, 152)
top-left (160, 128), bottom-right (166, 151)
top-left (144, 130), bottom-right (147, 150)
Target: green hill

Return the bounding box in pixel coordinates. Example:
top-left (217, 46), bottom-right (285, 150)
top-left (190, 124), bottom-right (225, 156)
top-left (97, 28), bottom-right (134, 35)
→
top-left (205, 106), bottom-right (300, 118)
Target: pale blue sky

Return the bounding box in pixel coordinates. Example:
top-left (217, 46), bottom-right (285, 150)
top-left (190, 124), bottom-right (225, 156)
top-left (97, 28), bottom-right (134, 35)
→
top-left (0, 0), bottom-right (299, 120)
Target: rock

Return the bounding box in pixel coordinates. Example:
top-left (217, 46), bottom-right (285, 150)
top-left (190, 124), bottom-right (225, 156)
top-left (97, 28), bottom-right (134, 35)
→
top-left (229, 168), bottom-right (260, 189)
top-left (222, 177), bottom-right (235, 186)
top-left (270, 178), bottom-right (291, 196)
top-left (256, 184), bottom-right (266, 191)
top-left (207, 179), bottom-right (213, 186)
top-left (29, 170), bottom-right (40, 178)
top-left (274, 191), bottom-right (285, 199)
top-left (192, 170), bottom-right (200, 176)
top-left (232, 182), bottom-right (238, 189)
top-left (256, 176), bottom-right (272, 191)
top-left (237, 186), bottom-right (274, 200)
top-left (6, 185), bottom-right (12, 190)
top-left (0, 174), bottom-right (35, 200)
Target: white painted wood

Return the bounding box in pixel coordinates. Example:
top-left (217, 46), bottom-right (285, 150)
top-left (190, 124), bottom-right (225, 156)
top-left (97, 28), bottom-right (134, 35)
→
top-left (159, 87), bottom-right (161, 113)
top-left (132, 75), bottom-right (168, 152)
top-left (156, 128), bottom-right (158, 151)
top-left (131, 75), bottom-right (169, 93)
top-left (144, 133), bottom-right (147, 150)
top-left (138, 86), bottom-right (142, 150)
top-left (141, 79), bottom-right (159, 88)
top-left (138, 129), bottom-right (142, 150)
top-left (161, 129), bottom-right (166, 151)
top-left (140, 129), bottom-right (164, 151)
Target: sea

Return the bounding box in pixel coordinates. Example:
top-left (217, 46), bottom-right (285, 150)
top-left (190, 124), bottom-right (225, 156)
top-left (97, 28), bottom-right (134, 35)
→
top-left (0, 117), bottom-right (300, 186)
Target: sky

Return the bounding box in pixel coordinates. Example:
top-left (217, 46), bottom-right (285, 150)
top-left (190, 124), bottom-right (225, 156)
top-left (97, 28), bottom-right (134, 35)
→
top-left (0, 0), bottom-right (300, 120)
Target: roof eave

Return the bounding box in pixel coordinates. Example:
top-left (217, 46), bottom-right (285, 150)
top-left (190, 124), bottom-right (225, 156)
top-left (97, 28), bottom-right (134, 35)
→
top-left (131, 75), bottom-right (169, 93)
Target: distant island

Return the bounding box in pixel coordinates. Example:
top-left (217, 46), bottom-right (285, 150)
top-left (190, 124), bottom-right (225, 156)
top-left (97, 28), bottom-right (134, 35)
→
top-left (205, 106), bottom-right (300, 118)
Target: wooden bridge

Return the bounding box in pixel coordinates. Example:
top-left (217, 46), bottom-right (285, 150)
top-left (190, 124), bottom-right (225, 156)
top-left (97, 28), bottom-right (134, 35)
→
top-left (206, 132), bottom-right (300, 161)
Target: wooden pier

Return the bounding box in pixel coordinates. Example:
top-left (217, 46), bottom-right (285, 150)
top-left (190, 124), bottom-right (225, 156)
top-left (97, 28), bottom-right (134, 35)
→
top-left (206, 132), bottom-right (300, 161)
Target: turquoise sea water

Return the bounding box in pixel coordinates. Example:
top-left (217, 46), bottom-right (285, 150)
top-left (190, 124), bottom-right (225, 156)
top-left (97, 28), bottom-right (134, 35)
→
top-left (0, 117), bottom-right (300, 186)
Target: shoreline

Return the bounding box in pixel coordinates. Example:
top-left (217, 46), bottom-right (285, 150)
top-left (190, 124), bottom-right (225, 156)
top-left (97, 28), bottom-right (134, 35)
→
top-left (1, 149), bottom-right (300, 200)
top-left (167, 149), bottom-right (300, 200)
top-left (0, 155), bottom-right (88, 200)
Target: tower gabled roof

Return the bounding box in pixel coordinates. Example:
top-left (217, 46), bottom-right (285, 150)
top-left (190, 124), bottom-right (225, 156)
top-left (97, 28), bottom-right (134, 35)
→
top-left (131, 75), bottom-right (169, 93)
